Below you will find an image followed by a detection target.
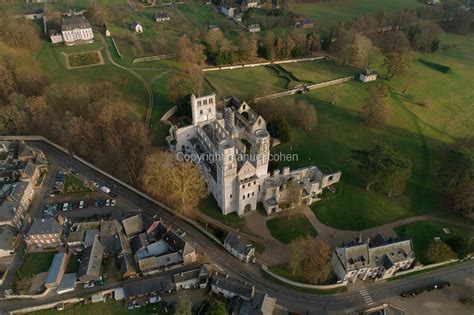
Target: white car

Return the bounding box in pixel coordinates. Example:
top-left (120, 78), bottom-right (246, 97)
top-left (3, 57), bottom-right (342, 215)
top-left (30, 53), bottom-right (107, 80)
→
top-left (111, 199), bottom-right (116, 207)
top-left (62, 203), bottom-right (69, 212)
top-left (105, 199), bottom-right (111, 207)
top-left (83, 282), bottom-right (95, 289)
top-left (79, 200), bottom-right (85, 209)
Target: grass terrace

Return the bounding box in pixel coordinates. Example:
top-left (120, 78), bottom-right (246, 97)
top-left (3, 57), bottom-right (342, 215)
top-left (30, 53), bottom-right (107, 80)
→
top-left (266, 213), bottom-right (317, 244)
top-left (18, 251), bottom-right (56, 278)
top-left (63, 174), bottom-right (93, 194)
top-left (67, 51), bottom-right (102, 68)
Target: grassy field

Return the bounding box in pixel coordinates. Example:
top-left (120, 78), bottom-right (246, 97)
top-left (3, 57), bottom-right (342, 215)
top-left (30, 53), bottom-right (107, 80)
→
top-left (206, 66), bottom-right (289, 100)
top-left (19, 251), bottom-right (56, 277)
top-left (266, 213), bottom-right (317, 244)
top-left (32, 301), bottom-right (167, 315)
top-left (279, 58), bottom-right (358, 83)
top-left (394, 221), bottom-right (474, 264)
top-left (292, 0), bottom-right (423, 33)
top-left (35, 40), bottom-right (148, 117)
top-left (205, 33), bottom-right (474, 231)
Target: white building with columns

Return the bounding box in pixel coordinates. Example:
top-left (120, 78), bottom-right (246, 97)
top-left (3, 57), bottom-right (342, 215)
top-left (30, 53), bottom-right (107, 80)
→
top-left (49, 15), bottom-right (94, 46)
top-left (167, 94), bottom-right (341, 216)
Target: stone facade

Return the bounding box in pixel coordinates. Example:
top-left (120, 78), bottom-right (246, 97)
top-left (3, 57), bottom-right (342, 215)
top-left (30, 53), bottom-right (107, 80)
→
top-left (331, 234), bottom-right (415, 283)
top-left (167, 94), bottom-right (341, 216)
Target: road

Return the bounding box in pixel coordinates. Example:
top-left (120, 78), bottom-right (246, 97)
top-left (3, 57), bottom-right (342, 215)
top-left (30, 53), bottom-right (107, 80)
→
top-left (1, 141), bottom-right (473, 314)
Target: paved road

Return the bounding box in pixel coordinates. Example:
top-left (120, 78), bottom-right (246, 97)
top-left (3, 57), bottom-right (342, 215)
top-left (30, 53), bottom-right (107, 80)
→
top-left (2, 141), bottom-right (473, 314)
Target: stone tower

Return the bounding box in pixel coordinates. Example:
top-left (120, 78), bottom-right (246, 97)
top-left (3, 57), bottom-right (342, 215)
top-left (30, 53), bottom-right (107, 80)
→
top-left (191, 94), bottom-right (217, 125)
top-left (251, 129), bottom-right (270, 178)
top-left (216, 139), bottom-right (237, 215)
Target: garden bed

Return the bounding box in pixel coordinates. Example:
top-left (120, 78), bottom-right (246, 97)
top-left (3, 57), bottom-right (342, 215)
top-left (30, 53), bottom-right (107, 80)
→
top-left (67, 51), bottom-right (102, 68)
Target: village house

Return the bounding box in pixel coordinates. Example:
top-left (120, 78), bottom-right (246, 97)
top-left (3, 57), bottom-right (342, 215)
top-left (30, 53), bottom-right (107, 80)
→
top-left (228, 292), bottom-right (277, 315)
top-left (167, 94), bottom-right (341, 216)
top-left (224, 233), bottom-right (255, 263)
top-left (173, 264), bottom-right (210, 290)
top-left (155, 11), bottom-right (170, 22)
top-left (123, 273), bottom-right (175, 300)
top-left (242, 0), bottom-right (259, 10)
top-left (0, 180), bottom-right (34, 229)
top-left (131, 21), bottom-right (143, 33)
top-left (57, 273), bottom-right (77, 295)
top-left (331, 234), bottom-right (415, 283)
top-left (359, 69), bottom-right (378, 82)
top-left (25, 218), bottom-right (63, 249)
top-left (294, 17), bottom-right (314, 29)
top-left (211, 275), bottom-right (255, 301)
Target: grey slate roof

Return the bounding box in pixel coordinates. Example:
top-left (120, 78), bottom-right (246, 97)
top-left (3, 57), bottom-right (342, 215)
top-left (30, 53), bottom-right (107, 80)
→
top-left (57, 273), bottom-right (76, 293)
top-left (99, 220), bottom-right (120, 254)
top-left (10, 181), bottom-right (29, 202)
top-left (28, 218), bottom-right (62, 236)
top-left (224, 233), bottom-right (255, 256)
top-left (77, 235), bottom-right (104, 281)
top-left (212, 275), bottom-right (254, 300)
top-left (62, 15), bottom-right (91, 31)
top-left (45, 252), bottom-right (67, 286)
top-left (84, 229), bottom-right (99, 247)
top-left (123, 274), bottom-right (174, 297)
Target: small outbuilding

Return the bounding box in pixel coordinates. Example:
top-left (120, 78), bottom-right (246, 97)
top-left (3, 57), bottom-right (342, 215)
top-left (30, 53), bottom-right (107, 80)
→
top-left (155, 11), bottom-right (170, 22)
top-left (359, 69), bottom-right (378, 82)
top-left (130, 21), bottom-right (143, 33)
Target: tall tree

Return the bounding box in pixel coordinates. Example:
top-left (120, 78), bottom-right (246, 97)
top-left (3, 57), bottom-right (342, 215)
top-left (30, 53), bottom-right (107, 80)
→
top-left (425, 241), bottom-right (457, 263)
top-left (89, 4), bottom-right (109, 26)
top-left (352, 143), bottom-right (412, 196)
top-left (362, 84), bottom-right (388, 127)
top-left (141, 150), bottom-right (207, 216)
top-left (289, 236), bottom-right (332, 284)
top-left (205, 302), bottom-right (227, 315)
top-left (383, 50), bottom-right (411, 80)
top-left (174, 295), bottom-right (193, 315)
top-left (353, 33), bottom-right (374, 68)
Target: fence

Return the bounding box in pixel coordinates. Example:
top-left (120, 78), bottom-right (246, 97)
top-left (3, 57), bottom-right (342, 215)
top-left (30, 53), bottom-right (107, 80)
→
top-left (110, 37), bottom-right (122, 59)
top-left (202, 56), bottom-right (327, 72)
top-left (133, 53), bottom-right (177, 64)
top-left (254, 75), bottom-right (355, 103)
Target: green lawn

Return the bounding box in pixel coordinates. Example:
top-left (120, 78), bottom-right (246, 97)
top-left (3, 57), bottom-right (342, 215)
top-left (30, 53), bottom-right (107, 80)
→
top-left (205, 33), bottom-right (474, 231)
top-left (68, 51), bottom-right (101, 68)
top-left (64, 174), bottom-right (93, 194)
top-left (269, 263), bottom-right (338, 285)
top-left (65, 256), bottom-right (81, 273)
top-left (394, 221), bottom-right (474, 264)
top-left (266, 213), bottom-right (317, 244)
top-left (35, 40), bottom-right (148, 117)
top-left (206, 66), bottom-right (289, 101)
top-left (279, 58), bottom-right (359, 83)
top-left (32, 300), bottom-right (167, 315)
top-left (292, 0), bottom-right (423, 33)
top-left (19, 252), bottom-right (56, 277)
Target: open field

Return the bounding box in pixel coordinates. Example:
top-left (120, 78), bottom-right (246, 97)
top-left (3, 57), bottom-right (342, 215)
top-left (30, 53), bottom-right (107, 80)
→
top-left (394, 221), bottom-right (474, 264)
top-left (266, 213), bottom-right (317, 244)
top-left (279, 58), bottom-right (358, 83)
top-left (292, 0), bottom-right (424, 33)
top-left (205, 33), bottom-right (474, 231)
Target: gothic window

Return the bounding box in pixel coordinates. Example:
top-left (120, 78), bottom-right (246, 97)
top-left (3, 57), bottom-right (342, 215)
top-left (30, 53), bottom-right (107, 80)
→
top-left (200, 110), bottom-right (203, 115)
top-left (230, 194), bottom-right (232, 199)
top-left (243, 195), bottom-right (245, 200)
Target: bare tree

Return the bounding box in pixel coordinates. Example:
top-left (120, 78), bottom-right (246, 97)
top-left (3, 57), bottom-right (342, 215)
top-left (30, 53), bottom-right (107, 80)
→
top-left (289, 236), bottom-right (332, 284)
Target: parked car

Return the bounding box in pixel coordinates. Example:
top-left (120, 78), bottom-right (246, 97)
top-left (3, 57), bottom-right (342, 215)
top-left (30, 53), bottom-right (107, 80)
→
top-left (149, 296), bottom-right (161, 304)
top-left (95, 200), bottom-right (106, 208)
top-left (111, 199), bottom-right (116, 207)
top-left (62, 203), bottom-right (69, 212)
top-left (109, 192), bottom-right (118, 198)
top-left (95, 279), bottom-right (107, 286)
top-left (83, 282), bottom-right (95, 289)
top-left (79, 200), bottom-right (85, 209)
top-left (100, 186), bottom-right (111, 194)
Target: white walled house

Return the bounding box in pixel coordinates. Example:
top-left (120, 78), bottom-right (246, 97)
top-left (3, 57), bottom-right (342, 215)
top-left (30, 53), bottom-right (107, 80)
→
top-left (224, 233), bottom-right (255, 263)
top-left (359, 69), bottom-right (378, 82)
top-left (167, 94), bottom-right (341, 216)
top-left (221, 6), bottom-right (235, 18)
top-left (155, 11), bottom-right (170, 22)
top-left (131, 21), bottom-right (143, 33)
top-left (61, 15), bottom-right (94, 46)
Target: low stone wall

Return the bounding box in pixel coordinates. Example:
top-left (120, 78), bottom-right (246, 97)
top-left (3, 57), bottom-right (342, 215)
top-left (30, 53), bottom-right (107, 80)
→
top-left (133, 53), bottom-right (177, 64)
top-left (307, 75), bottom-right (354, 90)
top-left (160, 105), bottom-right (177, 122)
top-left (110, 37), bottom-right (122, 59)
top-left (203, 56), bottom-right (327, 72)
top-left (9, 297), bottom-right (83, 314)
top-left (4, 287), bottom-right (52, 300)
top-left (261, 265), bottom-right (348, 290)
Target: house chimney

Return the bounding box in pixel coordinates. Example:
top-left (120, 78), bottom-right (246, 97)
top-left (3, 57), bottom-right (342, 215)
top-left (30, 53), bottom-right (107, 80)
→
top-left (273, 169), bottom-right (280, 176)
top-left (282, 167), bottom-right (290, 176)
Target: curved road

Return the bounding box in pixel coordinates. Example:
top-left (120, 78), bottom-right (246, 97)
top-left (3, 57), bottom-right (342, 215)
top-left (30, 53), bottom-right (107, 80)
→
top-left (2, 141), bottom-right (471, 314)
